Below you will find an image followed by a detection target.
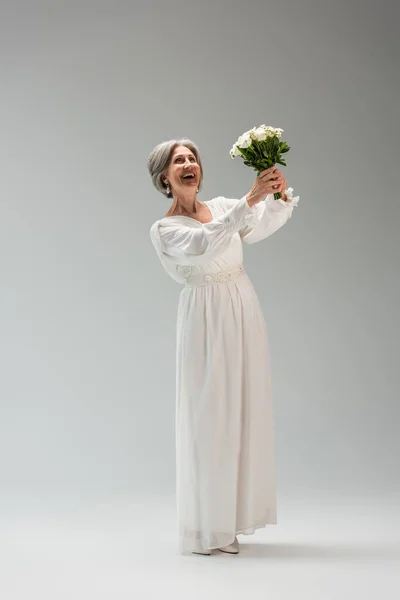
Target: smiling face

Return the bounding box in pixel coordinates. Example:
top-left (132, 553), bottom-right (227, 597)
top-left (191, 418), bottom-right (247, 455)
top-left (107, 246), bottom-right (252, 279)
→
top-left (163, 145), bottom-right (201, 196)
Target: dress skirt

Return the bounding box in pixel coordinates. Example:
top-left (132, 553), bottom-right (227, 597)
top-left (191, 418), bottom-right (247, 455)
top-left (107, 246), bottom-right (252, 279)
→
top-left (175, 268), bottom-right (277, 554)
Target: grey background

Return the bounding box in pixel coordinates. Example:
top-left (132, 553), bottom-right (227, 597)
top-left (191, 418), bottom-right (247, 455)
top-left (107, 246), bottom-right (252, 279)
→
top-left (1, 0), bottom-right (399, 520)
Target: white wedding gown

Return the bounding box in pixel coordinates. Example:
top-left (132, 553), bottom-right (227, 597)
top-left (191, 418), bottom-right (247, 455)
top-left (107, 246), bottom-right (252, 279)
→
top-left (150, 190), bottom-right (299, 554)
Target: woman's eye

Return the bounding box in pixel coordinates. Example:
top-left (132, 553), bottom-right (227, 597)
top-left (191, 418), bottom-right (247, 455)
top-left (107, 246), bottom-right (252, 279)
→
top-left (175, 156), bottom-right (196, 163)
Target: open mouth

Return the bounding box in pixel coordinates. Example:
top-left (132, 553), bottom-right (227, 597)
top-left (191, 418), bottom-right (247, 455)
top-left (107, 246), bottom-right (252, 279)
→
top-left (182, 173), bottom-right (195, 180)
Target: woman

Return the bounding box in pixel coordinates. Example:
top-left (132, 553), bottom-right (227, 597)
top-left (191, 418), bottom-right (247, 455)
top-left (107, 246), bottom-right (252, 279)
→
top-left (148, 139), bottom-right (299, 556)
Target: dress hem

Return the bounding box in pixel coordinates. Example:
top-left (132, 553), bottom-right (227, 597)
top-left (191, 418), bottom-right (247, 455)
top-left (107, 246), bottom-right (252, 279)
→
top-left (180, 518), bottom-right (277, 555)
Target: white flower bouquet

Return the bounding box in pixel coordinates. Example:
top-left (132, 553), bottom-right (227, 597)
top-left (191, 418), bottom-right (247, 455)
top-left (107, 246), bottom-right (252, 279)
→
top-left (230, 125), bottom-right (291, 200)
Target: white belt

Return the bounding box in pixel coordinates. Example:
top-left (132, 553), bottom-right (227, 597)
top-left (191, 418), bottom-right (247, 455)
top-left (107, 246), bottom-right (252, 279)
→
top-left (185, 264), bottom-right (244, 287)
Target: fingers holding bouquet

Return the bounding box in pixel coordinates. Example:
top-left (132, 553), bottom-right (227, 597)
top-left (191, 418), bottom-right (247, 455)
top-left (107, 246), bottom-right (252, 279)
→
top-left (258, 167), bottom-right (287, 196)
top-left (246, 167), bottom-right (287, 206)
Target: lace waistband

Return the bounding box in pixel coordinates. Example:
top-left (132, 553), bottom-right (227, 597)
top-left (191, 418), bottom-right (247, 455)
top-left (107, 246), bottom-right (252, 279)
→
top-left (185, 264), bottom-right (244, 287)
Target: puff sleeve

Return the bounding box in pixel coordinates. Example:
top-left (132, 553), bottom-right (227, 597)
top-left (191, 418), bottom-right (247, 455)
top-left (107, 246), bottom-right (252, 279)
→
top-left (150, 195), bottom-right (259, 266)
top-left (220, 188), bottom-right (299, 245)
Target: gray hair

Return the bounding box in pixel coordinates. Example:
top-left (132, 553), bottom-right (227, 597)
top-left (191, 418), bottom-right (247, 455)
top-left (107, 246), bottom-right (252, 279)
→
top-left (146, 139), bottom-right (204, 198)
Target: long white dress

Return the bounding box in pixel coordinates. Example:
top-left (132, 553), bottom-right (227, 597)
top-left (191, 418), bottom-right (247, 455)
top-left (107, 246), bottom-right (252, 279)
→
top-left (150, 190), bottom-right (299, 555)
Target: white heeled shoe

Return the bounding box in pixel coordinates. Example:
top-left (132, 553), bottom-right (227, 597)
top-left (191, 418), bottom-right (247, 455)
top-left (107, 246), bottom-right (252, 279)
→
top-left (218, 536), bottom-right (239, 554)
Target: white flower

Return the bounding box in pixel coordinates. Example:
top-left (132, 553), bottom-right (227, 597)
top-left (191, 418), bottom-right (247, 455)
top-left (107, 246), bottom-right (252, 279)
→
top-left (231, 124), bottom-right (285, 159)
top-left (260, 125), bottom-right (284, 138)
top-left (229, 144), bottom-right (241, 158)
top-left (251, 127), bottom-right (267, 141)
top-left (242, 127), bottom-right (256, 137)
top-left (237, 132), bottom-right (252, 148)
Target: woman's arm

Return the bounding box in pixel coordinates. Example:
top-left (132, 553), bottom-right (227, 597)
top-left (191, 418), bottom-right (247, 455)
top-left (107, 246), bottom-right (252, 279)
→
top-left (219, 188), bottom-right (299, 245)
top-left (233, 166), bottom-right (299, 244)
top-left (242, 188), bottom-right (299, 244)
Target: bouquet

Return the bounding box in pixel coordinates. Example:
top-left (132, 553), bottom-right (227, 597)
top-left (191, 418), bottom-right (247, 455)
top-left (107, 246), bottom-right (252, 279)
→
top-left (230, 125), bottom-right (290, 200)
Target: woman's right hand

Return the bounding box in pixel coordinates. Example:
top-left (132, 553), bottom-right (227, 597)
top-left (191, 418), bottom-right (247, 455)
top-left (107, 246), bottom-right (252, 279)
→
top-left (245, 167), bottom-right (285, 207)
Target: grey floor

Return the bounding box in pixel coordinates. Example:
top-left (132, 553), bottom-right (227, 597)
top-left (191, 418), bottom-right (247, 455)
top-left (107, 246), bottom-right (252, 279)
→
top-left (1, 492), bottom-right (399, 599)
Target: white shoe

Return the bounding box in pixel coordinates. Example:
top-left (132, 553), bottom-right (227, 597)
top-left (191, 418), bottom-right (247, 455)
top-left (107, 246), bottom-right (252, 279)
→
top-left (218, 536), bottom-right (239, 554)
top-left (191, 540), bottom-right (212, 555)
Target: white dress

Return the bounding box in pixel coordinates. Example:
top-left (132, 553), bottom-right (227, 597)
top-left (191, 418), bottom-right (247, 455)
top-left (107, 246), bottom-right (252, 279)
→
top-left (150, 190), bottom-right (299, 555)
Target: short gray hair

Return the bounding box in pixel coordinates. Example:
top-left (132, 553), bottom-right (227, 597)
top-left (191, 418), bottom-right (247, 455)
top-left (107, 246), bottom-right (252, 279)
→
top-left (146, 139), bottom-right (204, 198)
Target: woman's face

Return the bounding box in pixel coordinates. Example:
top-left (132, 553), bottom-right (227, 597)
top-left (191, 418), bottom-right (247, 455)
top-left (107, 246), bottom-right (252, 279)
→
top-left (163, 145), bottom-right (201, 195)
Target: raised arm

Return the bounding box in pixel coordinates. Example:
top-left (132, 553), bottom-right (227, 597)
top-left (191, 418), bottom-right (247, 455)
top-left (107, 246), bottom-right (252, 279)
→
top-left (219, 165), bottom-right (299, 244)
top-left (240, 187), bottom-right (298, 244)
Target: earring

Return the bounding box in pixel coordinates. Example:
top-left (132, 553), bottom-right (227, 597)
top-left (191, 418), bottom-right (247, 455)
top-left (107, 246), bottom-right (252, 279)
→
top-left (165, 181), bottom-right (170, 195)
top-left (196, 187), bottom-right (199, 193)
